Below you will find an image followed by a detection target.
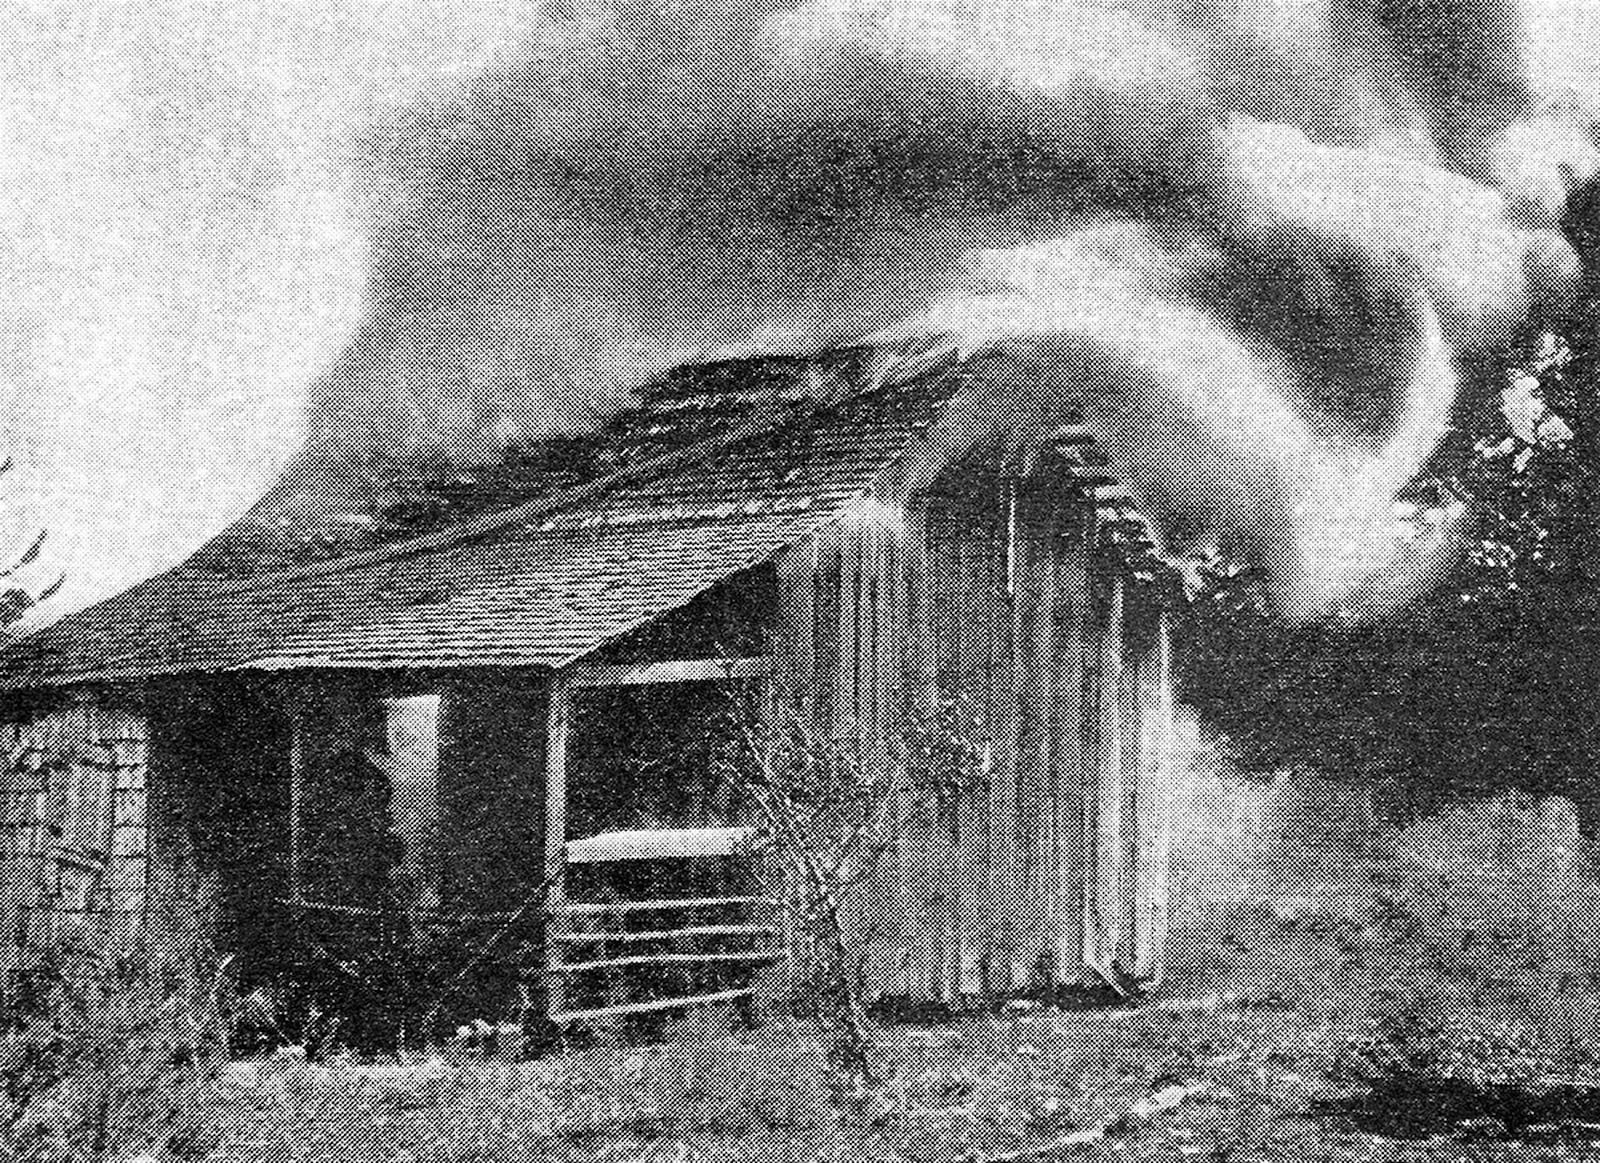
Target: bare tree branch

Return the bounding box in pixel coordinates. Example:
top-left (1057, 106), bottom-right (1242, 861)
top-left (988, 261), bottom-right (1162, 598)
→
top-left (724, 688), bottom-right (989, 1104)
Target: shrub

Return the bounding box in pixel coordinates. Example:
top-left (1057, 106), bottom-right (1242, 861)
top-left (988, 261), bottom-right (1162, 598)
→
top-left (0, 946), bottom-right (231, 1162)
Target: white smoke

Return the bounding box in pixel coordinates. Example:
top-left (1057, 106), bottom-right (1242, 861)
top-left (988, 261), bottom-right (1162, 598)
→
top-left (0, 1), bottom-right (538, 615)
top-left (871, 216), bottom-right (1466, 623)
top-left (4, 0), bottom-right (1598, 623)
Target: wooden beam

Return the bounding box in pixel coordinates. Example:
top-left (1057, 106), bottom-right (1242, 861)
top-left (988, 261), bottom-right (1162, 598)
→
top-left (564, 656), bottom-right (771, 689)
top-left (782, 534), bottom-right (817, 706)
top-left (544, 671), bottom-right (572, 1016)
top-left (565, 825), bottom-right (758, 863)
top-left (841, 519), bottom-right (864, 733)
top-left (1084, 571), bottom-right (1127, 993)
top-left (548, 987), bottom-right (754, 1024)
top-left (1047, 499), bottom-right (1092, 985)
top-left (286, 690), bottom-right (305, 908)
top-left (555, 951), bottom-right (780, 973)
top-left (551, 895), bottom-right (777, 916)
top-left (554, 924), bottom-right (779, 944)
top-left (1131, 610), bottom-right (1174, 985)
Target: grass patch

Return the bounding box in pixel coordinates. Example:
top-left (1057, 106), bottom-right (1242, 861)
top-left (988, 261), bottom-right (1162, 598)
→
top-left (31, 790), bottom-right (1600, 1161)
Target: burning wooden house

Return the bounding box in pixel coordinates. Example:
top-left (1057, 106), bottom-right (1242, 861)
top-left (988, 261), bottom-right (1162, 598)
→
top-left (0, 339), bottom-right (1178, 1025)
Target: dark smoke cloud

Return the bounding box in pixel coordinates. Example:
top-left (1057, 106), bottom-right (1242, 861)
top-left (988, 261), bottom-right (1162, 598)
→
top-left (307, 0), bottom-right (1213, 459)
top-left (283, 0), bottom-right (1595, 623)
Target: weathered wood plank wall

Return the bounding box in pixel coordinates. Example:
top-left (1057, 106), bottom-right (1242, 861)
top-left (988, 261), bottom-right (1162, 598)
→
top-left (772, 446), bottom-right (1176, 1003)
top-left (1018, 475), bottom-right (1093, 990)
top-left (1127, 604), bottom-right (1173, 983)
top-left (0, 689), bottom-right (150, 974)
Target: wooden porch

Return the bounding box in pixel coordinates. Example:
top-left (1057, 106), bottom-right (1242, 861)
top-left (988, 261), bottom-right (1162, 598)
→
top-left (540, 656), bottom-right (785, 1025)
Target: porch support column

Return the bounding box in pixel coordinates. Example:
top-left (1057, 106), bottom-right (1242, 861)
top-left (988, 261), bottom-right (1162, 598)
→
top-left (285, 686), bottom-right (305, 908)
top-left (544, 671), bottom-right (573, 1015)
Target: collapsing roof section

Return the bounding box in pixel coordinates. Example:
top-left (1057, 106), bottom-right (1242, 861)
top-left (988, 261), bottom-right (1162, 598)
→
top-left (0, 339), bottom-right (1160, 689)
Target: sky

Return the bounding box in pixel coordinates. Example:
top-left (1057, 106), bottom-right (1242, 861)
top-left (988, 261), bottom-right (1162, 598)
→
top-left (0, 1), bottom-right (540, 615)
top-left (2, 0), bottom-right (1597, 626)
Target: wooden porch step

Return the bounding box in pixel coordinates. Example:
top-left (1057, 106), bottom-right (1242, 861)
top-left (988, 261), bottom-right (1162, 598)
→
top-left (554, 950), bottom-right (781, 973)
top-left (555, 924), bottom-right (778, 944)
top-left (548, 987), bottom-right (754, 1024)
top-left (552, 896), bottom-right (777, 916)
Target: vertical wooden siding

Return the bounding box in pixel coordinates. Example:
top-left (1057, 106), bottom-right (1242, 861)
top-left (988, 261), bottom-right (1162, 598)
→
top-left (1019, 477), bottom-right (1093, 989)
top-left (772, 453), bottom-right (1176, 1001)
top-left (1125, 598), bottom-right (1174, 984)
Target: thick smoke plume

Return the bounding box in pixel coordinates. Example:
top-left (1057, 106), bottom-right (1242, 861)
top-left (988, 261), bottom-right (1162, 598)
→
top-left (9, 2), bottom-right (1594, 623)
top-left (286, 0), bottom-right (1598, 624)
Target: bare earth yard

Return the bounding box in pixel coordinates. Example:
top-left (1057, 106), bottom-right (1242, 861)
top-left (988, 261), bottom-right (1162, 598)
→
top-left (186, 788), bottom-right (1600, 1162)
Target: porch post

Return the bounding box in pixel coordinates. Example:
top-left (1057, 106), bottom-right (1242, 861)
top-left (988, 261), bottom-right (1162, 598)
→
top-left (544, 670), bottom-right (572, 1015)
top-left (285, 686), bottom-right (305, 908)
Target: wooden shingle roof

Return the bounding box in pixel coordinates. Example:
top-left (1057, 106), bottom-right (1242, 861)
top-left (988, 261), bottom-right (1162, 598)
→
top-left (0, 344), bottom-right (960, 687)
top-left (0, 340), bottom-right (1163, 689)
